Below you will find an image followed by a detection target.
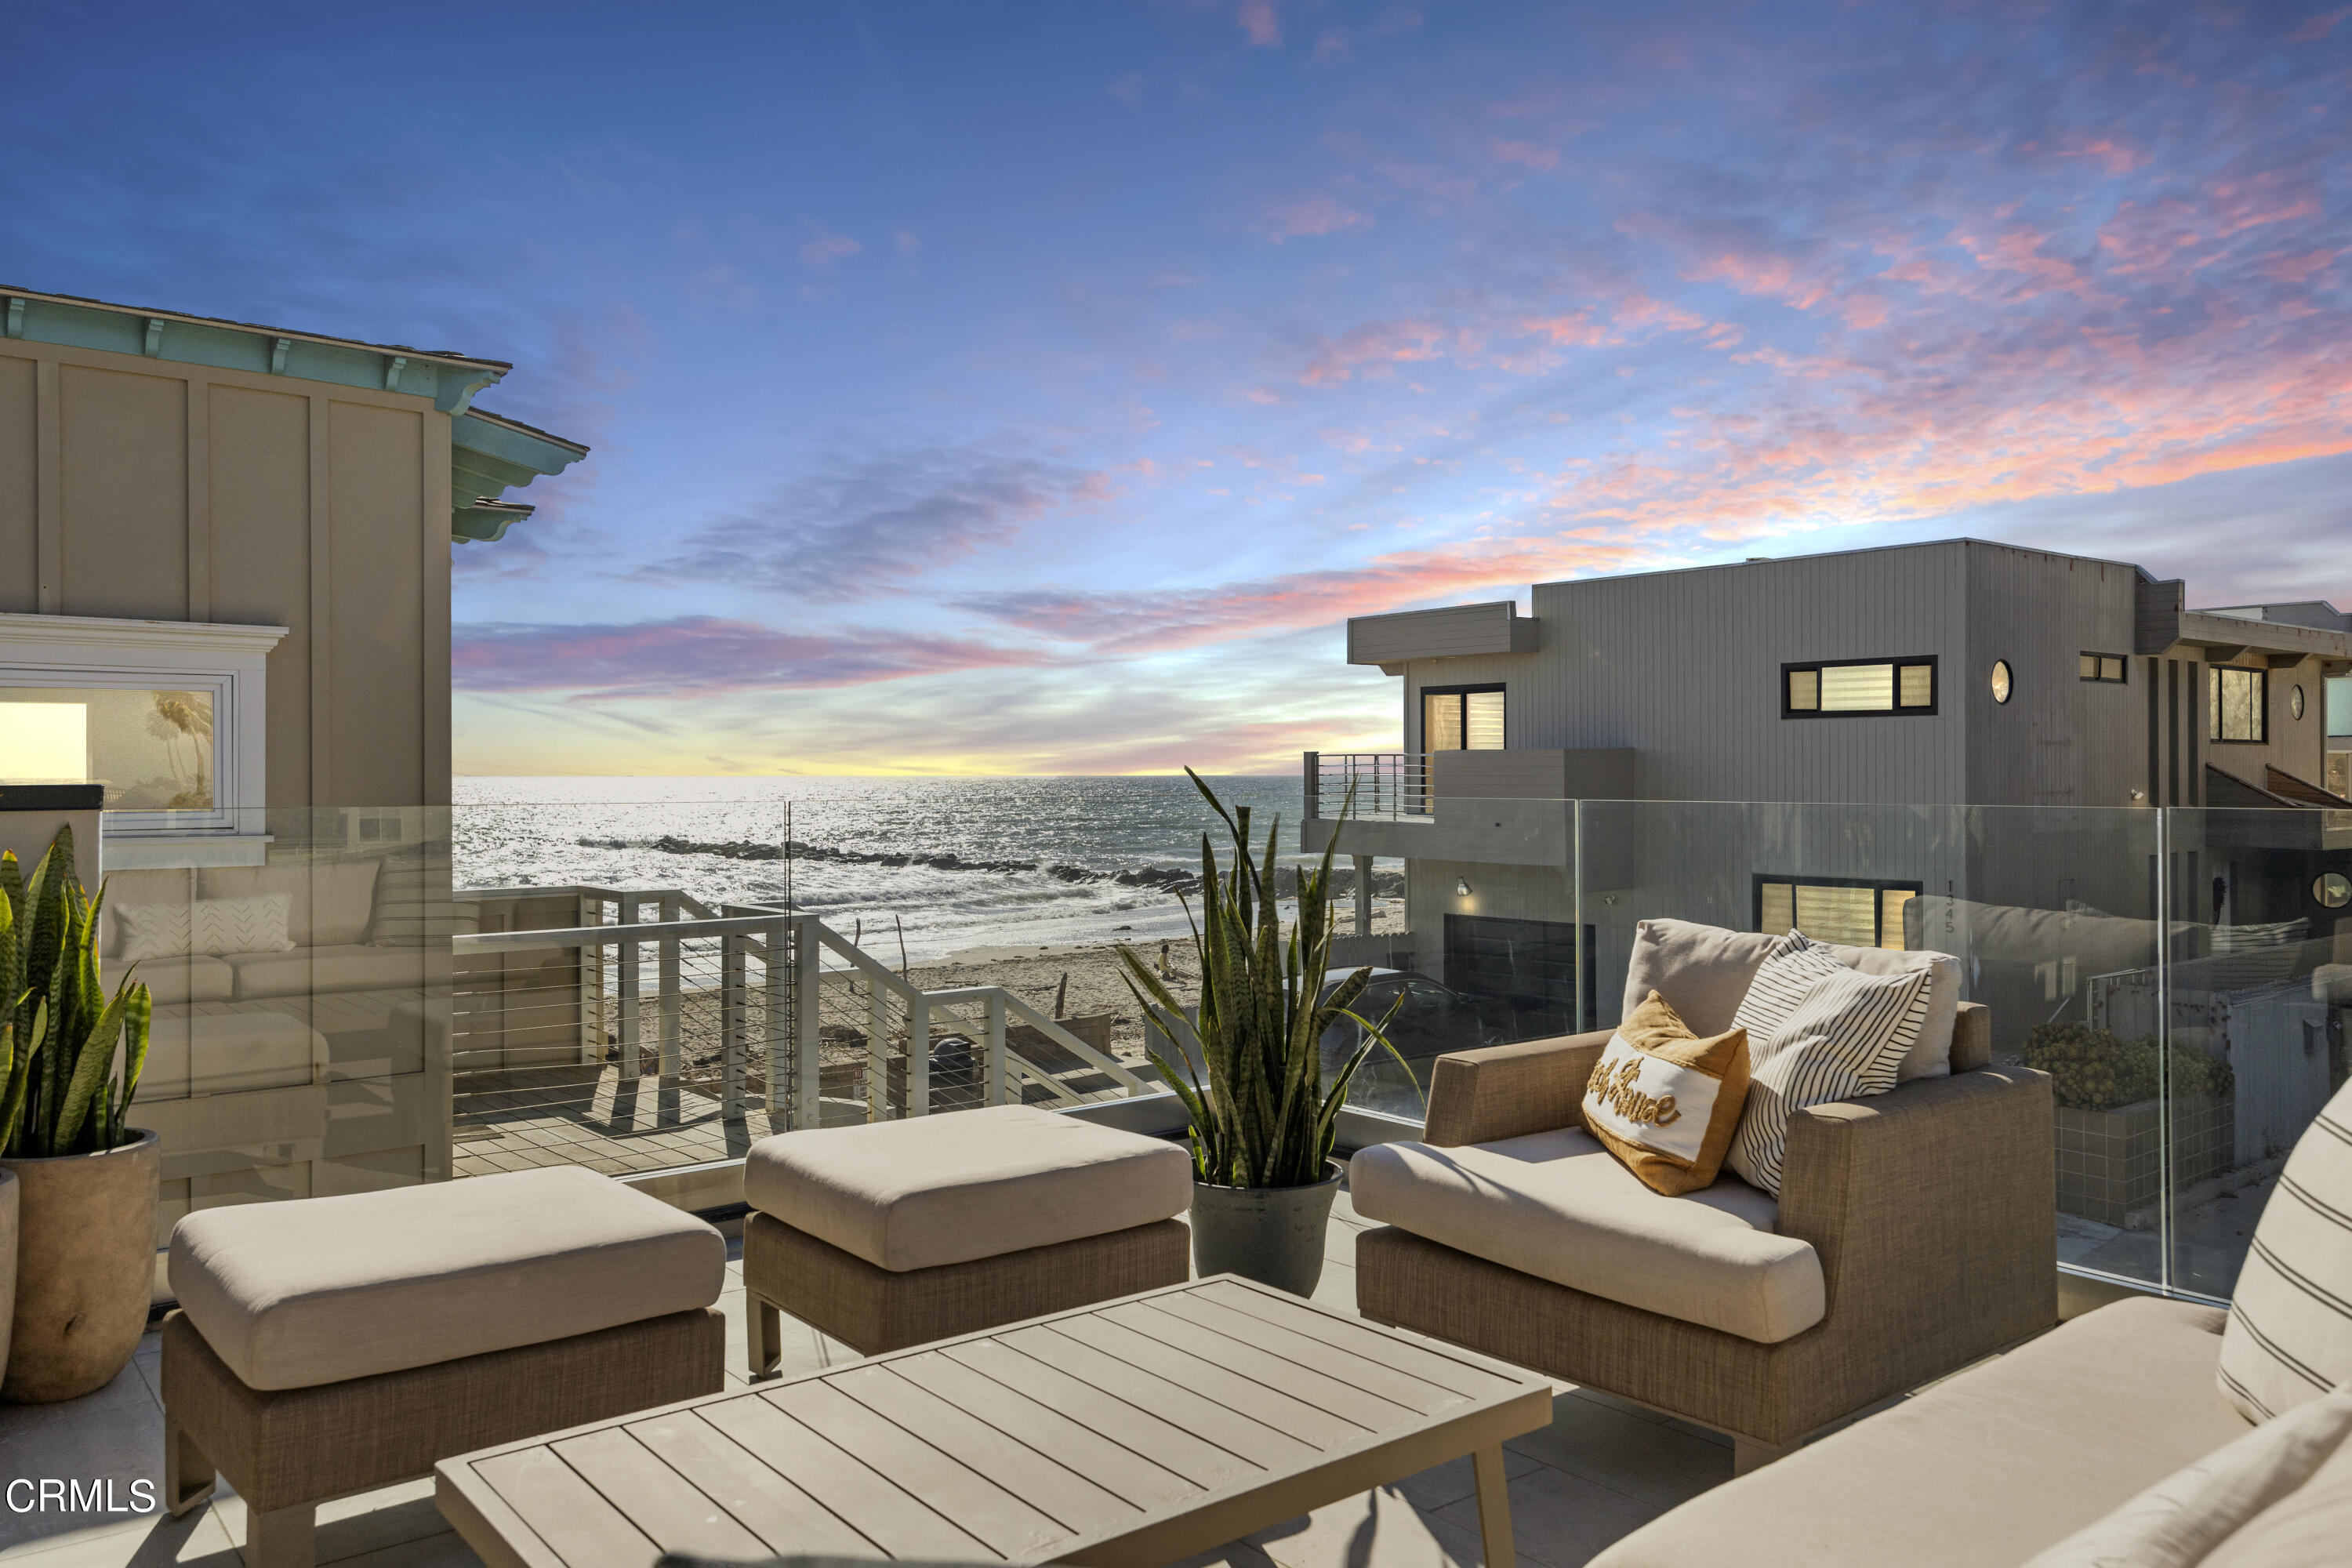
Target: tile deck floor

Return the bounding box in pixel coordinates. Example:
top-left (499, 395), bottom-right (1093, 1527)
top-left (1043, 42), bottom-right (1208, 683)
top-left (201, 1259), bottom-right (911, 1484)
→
top-left (4, 1192), bottom-right (1754, 1568)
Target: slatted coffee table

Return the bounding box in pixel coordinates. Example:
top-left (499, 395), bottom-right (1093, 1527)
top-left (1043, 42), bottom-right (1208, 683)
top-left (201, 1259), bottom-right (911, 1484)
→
top-left (436, 1274), bottom-right (1553, 1568)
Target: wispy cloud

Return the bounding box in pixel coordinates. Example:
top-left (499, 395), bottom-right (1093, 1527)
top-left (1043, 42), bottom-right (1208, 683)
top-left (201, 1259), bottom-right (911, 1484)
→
top-left (638, 448), bottom-right (1112, 602)
top-left (1262, 192), bottom-right (1372, 243)
top-left (1236, 0), bottom-right (1282, 49)
top-left (453, 617), bottom-right (1050, 700)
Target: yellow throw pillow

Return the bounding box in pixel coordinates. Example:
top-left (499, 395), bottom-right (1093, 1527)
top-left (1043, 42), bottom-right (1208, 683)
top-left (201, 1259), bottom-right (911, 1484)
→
top-left (1581, 989), bottom-right (1752, 1196)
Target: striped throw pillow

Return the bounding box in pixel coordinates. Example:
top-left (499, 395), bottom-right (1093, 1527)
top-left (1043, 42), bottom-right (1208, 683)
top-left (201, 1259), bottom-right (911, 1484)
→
top-left (1724, 932), bottom-right (1933, 1196)
top-left (2217, 1077), bottom-right (2352, 1422)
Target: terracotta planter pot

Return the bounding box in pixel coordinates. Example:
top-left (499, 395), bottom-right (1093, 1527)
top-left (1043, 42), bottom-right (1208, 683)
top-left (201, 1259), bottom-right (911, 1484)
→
top-left (1189, 1160), bottom-right (1344, 1297)
top-left (2, 1129), bottom-right (158, 1404)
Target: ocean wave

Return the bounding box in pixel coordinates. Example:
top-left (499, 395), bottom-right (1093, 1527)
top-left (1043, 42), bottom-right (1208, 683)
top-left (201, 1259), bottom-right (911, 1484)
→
top-left (575, 834), bottom-right (1406, 898)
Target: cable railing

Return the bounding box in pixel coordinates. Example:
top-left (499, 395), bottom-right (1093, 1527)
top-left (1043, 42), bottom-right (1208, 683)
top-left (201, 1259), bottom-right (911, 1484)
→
top-left (1307, 750), bottom-right (1435, 820)
top-left (447, 885), bottom-right (1156, 1178)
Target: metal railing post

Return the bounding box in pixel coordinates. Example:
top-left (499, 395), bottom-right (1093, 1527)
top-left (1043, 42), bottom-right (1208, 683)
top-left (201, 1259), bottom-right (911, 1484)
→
top-left (764, 917), bottom-right (787, 1119)
top-left (868, 979), bottom-right (890, 1121)
top-left (617, 892), bottom-right (641, 1081)
top-left (793, 916), bottom-right (821, 1129)
top-left (658, 891), bottom-right (681, 1081)
top-left (908, 992), bottom-right (930, 1116)
top-left (985, 990), bottom-right (1007, 1106)
top-left (720, 931), bottom-right (745, 1122)
top-left (576, 892), bottom-right (602, 1066)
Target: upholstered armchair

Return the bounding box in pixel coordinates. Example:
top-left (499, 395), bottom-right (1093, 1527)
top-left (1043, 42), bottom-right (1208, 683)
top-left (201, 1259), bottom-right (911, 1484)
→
top-left (1352, 994), bottom-right (2057, 1473)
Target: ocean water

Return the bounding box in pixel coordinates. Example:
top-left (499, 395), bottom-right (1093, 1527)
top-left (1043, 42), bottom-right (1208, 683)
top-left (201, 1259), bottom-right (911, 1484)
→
top-left (452, 775), bottom-right (1321, 961)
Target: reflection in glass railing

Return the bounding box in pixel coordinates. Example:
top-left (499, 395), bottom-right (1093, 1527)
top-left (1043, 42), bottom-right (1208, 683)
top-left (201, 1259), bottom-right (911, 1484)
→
top-left (92, 790), bottom-right (2346, 1305)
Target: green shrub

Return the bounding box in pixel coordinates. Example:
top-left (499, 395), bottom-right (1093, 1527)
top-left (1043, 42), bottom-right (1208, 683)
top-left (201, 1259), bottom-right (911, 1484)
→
top-left (2020, 1022), bottom-right (2234, 1112)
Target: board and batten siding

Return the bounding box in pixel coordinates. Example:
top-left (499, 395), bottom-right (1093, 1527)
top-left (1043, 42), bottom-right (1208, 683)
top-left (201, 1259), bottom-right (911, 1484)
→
top-left (0, 334), bottom-right (454, 808)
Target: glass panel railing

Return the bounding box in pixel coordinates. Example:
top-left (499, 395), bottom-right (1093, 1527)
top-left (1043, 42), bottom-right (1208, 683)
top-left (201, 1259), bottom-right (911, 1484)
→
top-left (2160, 804), bottom-right (2352, 1298)
top-left (85, 807), bottom-right (454, 1250)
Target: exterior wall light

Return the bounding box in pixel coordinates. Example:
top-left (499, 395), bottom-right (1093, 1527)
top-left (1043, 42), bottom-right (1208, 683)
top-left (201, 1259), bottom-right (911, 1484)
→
top-left (1991, 660), bottom-right (2013, 704)
top-left (1455, 878), bottom-right (1473, 897)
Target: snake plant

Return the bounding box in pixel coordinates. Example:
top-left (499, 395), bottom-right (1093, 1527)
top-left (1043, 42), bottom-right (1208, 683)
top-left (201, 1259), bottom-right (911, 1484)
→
top-left (1120, 770), bottom-right (1407, 1190)
top-left (1, 824), bottom-right (152, 1157)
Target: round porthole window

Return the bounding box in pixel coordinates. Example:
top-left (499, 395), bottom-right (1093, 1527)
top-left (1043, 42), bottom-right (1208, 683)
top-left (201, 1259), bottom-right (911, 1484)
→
top-left (2292, 684), bottom-right (2307, 720)
top-left (2317, 872), bottom-right (2351, 910)
top-left (1990, 661), bottom-right (2013, 704)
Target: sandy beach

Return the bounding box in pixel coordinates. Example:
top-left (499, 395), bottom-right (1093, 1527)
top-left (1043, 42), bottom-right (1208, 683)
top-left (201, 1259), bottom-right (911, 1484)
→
top-left (902, 899), bottom-right (1410, 1058)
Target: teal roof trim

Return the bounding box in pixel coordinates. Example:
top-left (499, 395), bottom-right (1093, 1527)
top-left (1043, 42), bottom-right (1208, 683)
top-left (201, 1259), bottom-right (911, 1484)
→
top-left (449, 409), bottom-right (590, 545)
top-left (0, 285), bottom-right (590, 547)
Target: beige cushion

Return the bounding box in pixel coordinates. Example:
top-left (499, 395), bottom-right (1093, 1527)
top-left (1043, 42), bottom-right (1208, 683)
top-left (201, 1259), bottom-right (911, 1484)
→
top-left (1348, 1127), bottom-right (1823, 1343)
top-left (742, 1105), bottom-right (1192, 1272)
top-left (202, 859), bottom-right (380, 946)
top-left (2024, 1385), bottom-right (2352, 1567)
top-left (169, 1165), bottom-right (724, 1390)
top-left (1590, 1297), bottom-right (2256, 1568)
top-left (1814, 939), bottom-right (1961, 1080)
top-left (189, 1011), bottom-right (321, 1094)
top-left (2219, 1077), bottom-right (2352, 1421)
top-left (129, 953), bottom-right (236, 1005)
top-left (1725, 938), bottom-right (1931, 1196)
top-left (226, 943), bottom-right (423, 1000)
top-left (1621, 919), bottom-right (1780, 1035)
top-left (2205, 1417), bottom-right (2352, 1566)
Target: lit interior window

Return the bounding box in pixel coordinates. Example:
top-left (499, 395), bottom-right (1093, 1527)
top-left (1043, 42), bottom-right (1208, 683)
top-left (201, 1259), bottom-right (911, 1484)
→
top-left (0, 687), bottom-right (215, 808)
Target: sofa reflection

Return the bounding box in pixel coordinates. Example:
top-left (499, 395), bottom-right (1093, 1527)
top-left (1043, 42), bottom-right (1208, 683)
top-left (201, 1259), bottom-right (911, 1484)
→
top-left (100, 843), bottom-right (452, 1238)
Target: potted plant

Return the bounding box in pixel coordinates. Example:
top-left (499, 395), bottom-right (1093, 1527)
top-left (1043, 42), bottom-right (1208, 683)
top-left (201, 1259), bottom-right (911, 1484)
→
top-left (1120, 771), bottom-right (1403, 1295)
top-left (2, 823), bottom-right (156, 1403)
top-left (2022, 1022), bottom-right (2235, 1229)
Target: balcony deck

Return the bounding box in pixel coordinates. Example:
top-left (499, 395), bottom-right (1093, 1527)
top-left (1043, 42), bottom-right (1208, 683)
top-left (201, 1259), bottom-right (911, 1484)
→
top-left (0, 1189), bottom-right (1764, 1568)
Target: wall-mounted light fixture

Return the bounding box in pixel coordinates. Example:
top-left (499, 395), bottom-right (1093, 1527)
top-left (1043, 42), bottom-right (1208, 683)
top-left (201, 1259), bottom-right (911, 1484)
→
top-left (1455, 878), bottom-right (1472, 897)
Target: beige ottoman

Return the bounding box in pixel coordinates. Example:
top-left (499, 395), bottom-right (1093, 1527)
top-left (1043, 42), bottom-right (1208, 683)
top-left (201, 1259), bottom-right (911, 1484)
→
top-left (162, 1167), bottom-right (725, 1568)
top-left (742, 1104), bottom-right (1192, 1365)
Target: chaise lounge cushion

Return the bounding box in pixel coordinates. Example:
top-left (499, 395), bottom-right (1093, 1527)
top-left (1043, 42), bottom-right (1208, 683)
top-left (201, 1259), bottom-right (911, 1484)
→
top-left (169, 1165), bottom-right (725, 1391)
top-left (742, 1103), bottom-right (1192, 1272)
top-left (1591, 1297), bottom-right (2256, 1568)
top-left (2217, 1076), bottom-right (2352, 1422)
top-left (1348, 1127), bottom-right (1824, 1343)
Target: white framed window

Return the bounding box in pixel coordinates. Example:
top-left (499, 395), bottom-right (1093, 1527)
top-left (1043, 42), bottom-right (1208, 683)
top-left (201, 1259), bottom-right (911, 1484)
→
top-left (0, 613), bottom-right (286, 836)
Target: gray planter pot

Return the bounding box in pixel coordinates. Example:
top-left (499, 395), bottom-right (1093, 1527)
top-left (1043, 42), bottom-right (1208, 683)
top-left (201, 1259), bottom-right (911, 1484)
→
top-left (1189, 1160), bottom-right (1344, 1297)
top-left (2, 1128), bottom-right (159, 1404)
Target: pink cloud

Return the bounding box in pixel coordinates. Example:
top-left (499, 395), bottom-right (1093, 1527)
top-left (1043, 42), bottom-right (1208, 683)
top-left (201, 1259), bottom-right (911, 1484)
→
top-left (455, 618), bottom-right (1048, 700)
top-left (1491, 140), bottom-right (1559, 172)
top-left (1263, 192), bottom-right (1372, 242)
top-left (1236, 0), bottom-right (1281, 49)
top-left (962, 539), bottom-right (1660, 655)
top-left (800, 228), bottom-right (861, 270)
top-left (1299, 317), bottom-right (1450, 384)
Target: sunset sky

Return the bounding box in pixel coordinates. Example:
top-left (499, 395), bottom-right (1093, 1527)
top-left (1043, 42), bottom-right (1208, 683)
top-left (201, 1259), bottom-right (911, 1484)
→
top-left (7, 2), bottom-right (2349, 775)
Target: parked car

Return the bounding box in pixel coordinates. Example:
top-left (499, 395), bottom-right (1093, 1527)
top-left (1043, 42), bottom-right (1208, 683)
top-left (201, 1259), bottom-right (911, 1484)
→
top-left (1318, 968), bottom-right (1507, 1119)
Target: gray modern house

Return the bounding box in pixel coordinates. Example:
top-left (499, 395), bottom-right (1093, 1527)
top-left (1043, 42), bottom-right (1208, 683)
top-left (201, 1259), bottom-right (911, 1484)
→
top-left (1305, 539), bottom-right (2352, 1072)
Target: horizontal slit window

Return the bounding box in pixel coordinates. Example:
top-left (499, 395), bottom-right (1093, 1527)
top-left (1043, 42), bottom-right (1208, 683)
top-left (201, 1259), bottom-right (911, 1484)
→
top-left (2080, 653), bottom-right (2127, 683)
top-left (1757, 876), bottom-right (1922, 950)
top-left (1784, 657), bottom-right (1936, 718)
